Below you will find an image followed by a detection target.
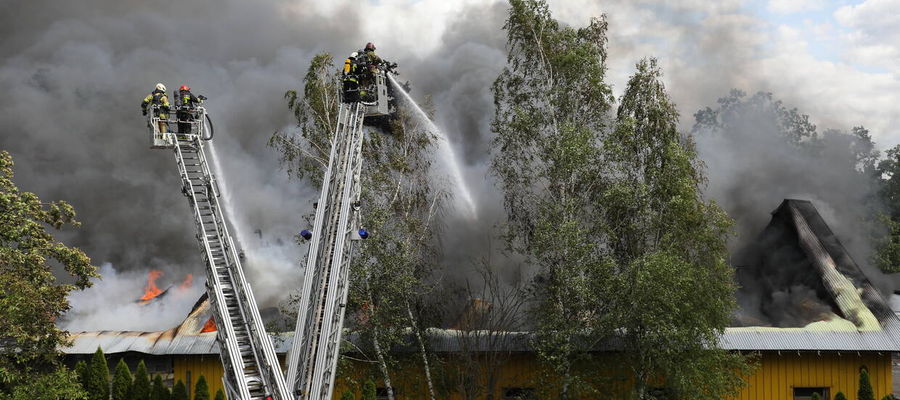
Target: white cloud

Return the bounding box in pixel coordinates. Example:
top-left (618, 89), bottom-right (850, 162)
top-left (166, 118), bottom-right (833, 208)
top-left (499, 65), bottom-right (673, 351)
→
top-left (767, 0), bottom-right (826, 14)
top-left (835, 0), bottom-right (900, 71)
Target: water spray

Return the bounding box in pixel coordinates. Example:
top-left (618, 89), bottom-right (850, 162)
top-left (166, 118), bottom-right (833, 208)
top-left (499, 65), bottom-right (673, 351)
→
top-left (387, 74), bottom-right (478, 219)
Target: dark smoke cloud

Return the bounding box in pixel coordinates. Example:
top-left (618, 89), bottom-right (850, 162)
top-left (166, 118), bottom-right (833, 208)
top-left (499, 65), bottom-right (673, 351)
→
top-left (0, 0), bottom-right (365, 324)
top-left (5, 0), bottom-right (893, 331)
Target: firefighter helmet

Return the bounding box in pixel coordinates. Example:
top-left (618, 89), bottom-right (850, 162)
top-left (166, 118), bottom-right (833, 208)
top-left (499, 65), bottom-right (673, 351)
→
top-left (180, 85), bottom-right (190, 91)
top-left (155, 83), bottom-right (166, 91)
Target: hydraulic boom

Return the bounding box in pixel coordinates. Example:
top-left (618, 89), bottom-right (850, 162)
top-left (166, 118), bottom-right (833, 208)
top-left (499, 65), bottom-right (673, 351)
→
top-left (149, 107), bottom-right (290, 400)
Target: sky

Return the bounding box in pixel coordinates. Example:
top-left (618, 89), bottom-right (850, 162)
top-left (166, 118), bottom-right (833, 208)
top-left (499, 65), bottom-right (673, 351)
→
top-left (2, 0), bottom-right (899, 330)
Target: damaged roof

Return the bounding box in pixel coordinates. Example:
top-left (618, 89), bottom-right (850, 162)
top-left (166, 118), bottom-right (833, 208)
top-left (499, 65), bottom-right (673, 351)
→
top-left (62, 199), bottom-right (900, 354)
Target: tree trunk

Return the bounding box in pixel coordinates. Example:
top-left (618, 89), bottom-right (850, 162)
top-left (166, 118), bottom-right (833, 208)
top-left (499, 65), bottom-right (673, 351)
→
top-left (371, 328), bottom-right (396, 400)
top-left (406, 301), bottom-right (437, 400)
top-left (367, 280), bottom-right (396, 400)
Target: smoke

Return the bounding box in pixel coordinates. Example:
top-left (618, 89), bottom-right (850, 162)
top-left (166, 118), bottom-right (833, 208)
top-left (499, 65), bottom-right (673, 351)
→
top-left (62, 263), bottom-right (205, 331)
top-left (4, 0), bottom-right (895, 331)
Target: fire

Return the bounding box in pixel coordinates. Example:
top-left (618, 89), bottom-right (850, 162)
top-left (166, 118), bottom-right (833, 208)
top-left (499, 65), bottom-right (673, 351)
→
top-left (179, 274), bottom-right (193, 290)
top-left (200, 316), bottom-right (217, 333)
top-left (138, 270), bottom-right (164, 305)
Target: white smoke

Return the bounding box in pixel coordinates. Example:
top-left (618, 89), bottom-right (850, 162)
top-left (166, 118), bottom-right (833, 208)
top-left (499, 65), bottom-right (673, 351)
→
top-left (63, 263), bottom-right (206, 332)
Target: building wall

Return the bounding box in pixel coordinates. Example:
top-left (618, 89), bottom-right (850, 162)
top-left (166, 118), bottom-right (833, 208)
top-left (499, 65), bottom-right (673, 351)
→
top-left (174, 355), bottom-right (225, 399)
top-left (171, 351), bottom-right (894, 399)
top-left (735, 352), bottom-right (892, 400)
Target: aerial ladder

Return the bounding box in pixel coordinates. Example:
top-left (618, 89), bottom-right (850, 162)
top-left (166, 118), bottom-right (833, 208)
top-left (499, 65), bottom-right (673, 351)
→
top-left (285, 70), bottom-right (395, 400)
top-left (146, 63), bottom-right (395, 400)
top-left (148, 105), bottom-right (291, 400)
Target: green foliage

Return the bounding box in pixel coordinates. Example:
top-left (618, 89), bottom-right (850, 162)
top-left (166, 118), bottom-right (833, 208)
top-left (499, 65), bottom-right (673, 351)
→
top-left (2, 367), bottom-right (86, 400)
top-left (491, 1), bottom-right (613, 395)
top-left (274, 50), bottom-right (444, 398)
top-left (111, 360), bottom-right (132, 400)
top-left (150, 376), bottom-right (169, 400)
top-left (811, 393), bottom-right (821, 400)
top-left (881, 395), bottom-right (895, 400)
top-left (75, 361), bottom-right (89, 390)
top-left (876, 145), bottom-right (900, 273)
top-left (834, 392), bottom-right (848, 400)
top-left (0, 150), bottom-right (97, 399)
top-left (339, 390), bottom-right (355, 400)
top-left (86, 348), bottom-right (109, 400)
top-left (193, 376), bottom-right (210, 400)
top-left (172, 380), bottom-right (188, 400)
top-left (491, 2), bottom-right (751, 398)
top-left (604, 58), bottom-right (752, 399)
top-left (214, 389), bottom-right (225, 400)
top-left (269, 53), bottom-right (340, 186)
top-left (859, 369), bottom-right (875, 400)
top-left (361, 380), bottom-right (376, 400)
top-left (130, 361), bottom-right (151, 400)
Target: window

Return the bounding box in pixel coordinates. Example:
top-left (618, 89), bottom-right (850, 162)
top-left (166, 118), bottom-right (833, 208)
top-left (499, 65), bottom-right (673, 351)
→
top-left (504, 388), bottom-right (536, 400)
top-left (794, 387), bottom-right (829, 400)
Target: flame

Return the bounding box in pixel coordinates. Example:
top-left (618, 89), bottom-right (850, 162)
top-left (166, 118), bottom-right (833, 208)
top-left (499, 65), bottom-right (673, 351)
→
top-left (200, 316), bottom-right (217, 333)
top-left (138, 270), bottom-right (164, 305)
top-left (179, 274), bottom-right (193, 290)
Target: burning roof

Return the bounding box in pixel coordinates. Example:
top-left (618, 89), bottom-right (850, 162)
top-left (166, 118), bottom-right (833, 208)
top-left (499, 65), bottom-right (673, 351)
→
top-left (62, 199), bottom-right (900, 355)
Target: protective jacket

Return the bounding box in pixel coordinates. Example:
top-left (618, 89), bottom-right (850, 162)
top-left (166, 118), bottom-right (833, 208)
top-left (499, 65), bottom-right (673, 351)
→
top-left (141, 89), bottom-right (170, 117)
top-left (176, 90), bottom-right (201, 108)
top-left (360, 50), bottom-right (382, 68)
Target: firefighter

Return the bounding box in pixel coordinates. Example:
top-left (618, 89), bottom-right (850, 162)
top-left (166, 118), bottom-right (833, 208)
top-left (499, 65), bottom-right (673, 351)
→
top-left (141, 83), bottom-right (170, 134)
top-left (342, 52), bottom-right (360, 103)
top-left (361, 42), bottom-right (382, 69)
top-left (174, 85), bottom-right (204, 134)
top-left (357, 43), bottom-right (381, 102)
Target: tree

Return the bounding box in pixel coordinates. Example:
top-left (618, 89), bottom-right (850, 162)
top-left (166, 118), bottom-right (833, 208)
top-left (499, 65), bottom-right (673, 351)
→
top-left (130, 361), bottom-right (151, 400)
top-left (451, 260), bottom-right (529, 400)
top-left (193, 376), bottom-right (210, 400)
top-left (3, 368), bottom-right (86, 400)
top-left (876, 145), bottom-right (900, 273)
top-left (361, 380), bottom-right (376, 400)
top-left (75, 360), bottom-right (89, 390)
top-left (491, 0), bottom-right (614, 397)
top-left (172, 380), bottom-right (188, 400)
top-left (273, 53), bottom-right (444, 400)
top-left (150, 375), bottom-right (169, 400)
top-left (339, 391), bottom-right (354, 400)
top-left (111, 359), bottom-right (132, 400)
top-left (834, 392), bottom-right (847, 400)
top-left (603, 58), bottom-right (752, 399)
top-left (86, 348), bottom-right (110, 400)
top-left (214, 389), bottom-right (225, 400)
top-left (859, 369), bottom-right (875, 400)
top-left (0, 150), bottom-right (96, 399)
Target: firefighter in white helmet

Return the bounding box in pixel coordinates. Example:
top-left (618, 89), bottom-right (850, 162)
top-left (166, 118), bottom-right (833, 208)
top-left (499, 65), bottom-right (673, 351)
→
top-left (141, 83), bottom-right (170, 133)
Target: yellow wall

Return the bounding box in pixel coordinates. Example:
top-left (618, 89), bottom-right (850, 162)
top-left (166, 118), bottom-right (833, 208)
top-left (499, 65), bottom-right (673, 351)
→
top-left (174, 355), bottom-right (225, 399)
top-left (172, 351), bottom-right (894, 400)
top-left (734, 352), bottom-right (892, 400)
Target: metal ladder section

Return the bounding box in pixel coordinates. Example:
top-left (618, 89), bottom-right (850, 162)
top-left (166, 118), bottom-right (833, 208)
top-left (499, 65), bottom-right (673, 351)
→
top-left (172, 134), bottom-right (290, 400)
top-left (286, 101), bottom-right (367, 400)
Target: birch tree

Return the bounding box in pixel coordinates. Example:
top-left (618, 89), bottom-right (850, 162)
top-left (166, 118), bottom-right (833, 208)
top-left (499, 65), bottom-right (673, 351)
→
top-left (272, 53), bottom-right (444, 400)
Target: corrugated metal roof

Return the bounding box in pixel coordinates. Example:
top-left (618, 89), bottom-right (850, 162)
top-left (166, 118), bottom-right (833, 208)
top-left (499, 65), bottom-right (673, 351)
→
top-left (61, 200), bottom-right (900, 355)
top-left (62, 325), bottom-right (900, 355)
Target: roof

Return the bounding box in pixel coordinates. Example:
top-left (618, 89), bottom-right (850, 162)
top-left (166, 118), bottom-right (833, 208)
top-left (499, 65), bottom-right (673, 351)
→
top-left (61, 199), bottom-right (900, 354)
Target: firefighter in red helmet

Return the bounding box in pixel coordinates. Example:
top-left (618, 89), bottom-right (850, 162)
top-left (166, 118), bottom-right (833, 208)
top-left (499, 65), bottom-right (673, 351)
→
top-left (174, 84), bottom-right (205, 134)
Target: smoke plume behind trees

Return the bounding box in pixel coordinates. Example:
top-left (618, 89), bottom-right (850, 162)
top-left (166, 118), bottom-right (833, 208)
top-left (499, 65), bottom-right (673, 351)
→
top-left (3, 0), bottom-right (899, 331)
